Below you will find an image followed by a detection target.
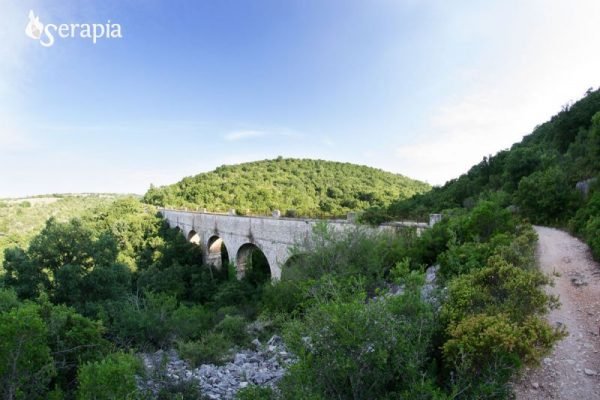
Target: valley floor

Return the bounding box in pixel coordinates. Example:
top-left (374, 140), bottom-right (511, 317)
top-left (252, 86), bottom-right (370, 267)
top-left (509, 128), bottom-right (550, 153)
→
top-left (514, 226), bottom-right (600, 399)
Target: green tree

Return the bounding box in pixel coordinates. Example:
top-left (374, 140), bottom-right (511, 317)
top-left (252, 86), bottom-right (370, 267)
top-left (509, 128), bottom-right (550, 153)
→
top-left (0, 303), bottom-right (55, 400)
top-left (515, 166), bottom-right (578, 224)
top-left (40, 301), bottom-right (111, 393)
top-left (2, 247), bottom-right (48, 299)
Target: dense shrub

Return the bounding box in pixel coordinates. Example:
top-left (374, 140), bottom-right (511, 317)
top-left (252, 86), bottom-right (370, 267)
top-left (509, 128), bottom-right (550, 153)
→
top-left (0, 287), bottom-right (21, 313)
top-left (0, 303), bottom-right (55, 400)
top-left (284, 222), bottom-right (414, 291)
top-left (569, 191), bottom-right (600, 234)
top-left (177, 333), bottom-right (232, 366)
top-left (76, 352), bottom-right (139, 400)
top-left (215, 314), bottom-right (249, 345)
top-left (438, 224), bottom-right (537, 280)
top-left (438, 241), bottom-right (492, 279)
top-left (439, 253), bottom-right (564, 398)
top-left (516, 166), bottom-right (579, 224)
top-left (491, 225), bottom-right (538, 270)
top-left (443, 313), bottom-right (563, 399)
top-left (260, 280), bottom-right (309, 316)
top-left (105, 292), bottom-right (218, 349)
top-left (444, 314), bottom-right (559, 373)
top-left (569, 191), bottom-right (600, 258)
top-left (441, 256), bottom-right (558, 324)
top-left (40, 301), bottom-right (111, 393)
top-left (155, 380), bottom-right (201, 400)
top-left (462, 201), bottom-right (516, 242)
top-left (583, 216), bottom-right (600, 259)
top-left (2, 247), bottom-right (48, 299)
top-left (281, 288), bottom-right (438, 399)
top-left (236, 385), bottom-right (275, 400)
top-left (171, 304), bottom-right (215, 341)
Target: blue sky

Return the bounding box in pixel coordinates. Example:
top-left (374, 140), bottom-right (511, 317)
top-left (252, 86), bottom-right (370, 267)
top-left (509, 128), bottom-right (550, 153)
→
top-left (1, 0), bottom-right (600, 197)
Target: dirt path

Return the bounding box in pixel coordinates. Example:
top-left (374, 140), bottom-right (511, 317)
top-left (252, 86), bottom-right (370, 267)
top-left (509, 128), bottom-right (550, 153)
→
top-left (514, 226), bottom-right (600, 399)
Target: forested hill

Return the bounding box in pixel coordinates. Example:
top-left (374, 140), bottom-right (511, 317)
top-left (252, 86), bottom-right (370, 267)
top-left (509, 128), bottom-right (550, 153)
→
top-left (377, 87), bottom-right (600, 255)
top-left (143, 158), bottom-right (430, 217)
top-left (0, 195), bottom-right (119, 267)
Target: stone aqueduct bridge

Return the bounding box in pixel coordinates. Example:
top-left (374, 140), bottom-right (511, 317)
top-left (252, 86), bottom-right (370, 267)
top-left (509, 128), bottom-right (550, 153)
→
top-left (160, 209), bottom-right (439, 279)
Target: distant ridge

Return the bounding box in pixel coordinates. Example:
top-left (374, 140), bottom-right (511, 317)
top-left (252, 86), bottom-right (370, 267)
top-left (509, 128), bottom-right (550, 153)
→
top-left (143, 158), bottom-right (430, 217)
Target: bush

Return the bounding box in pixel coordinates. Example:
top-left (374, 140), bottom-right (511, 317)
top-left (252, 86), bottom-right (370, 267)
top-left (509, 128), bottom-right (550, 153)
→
top-left (516, 167), bottom-right (579, 224)
top-left (236, 385), bottom-right (275, 400)
top-left (445, 314), bottom-right (537, 372)
top-left (285, 223), bottom-right (413, 291)
top-left (215, 315), bottom-right (248, 345)
top-left (463, 201), bottom-right (516, 242)
top-left (76, 352), bottom-right (139, 400)
top-left (40, 302), bottom-right (111, 393)
top-left (106, 292), bottom-right (212, 349)
top-left (584, 216), bottom-right (600, 259)
top-left (177, 332), bottom-right (232, 366)
top-left (107, 293), bottom-right (178, 348)
top-left (0, 288), bottom-right (20, 313)
top-left (569, 191), bottom-right (600, 234)
top-left (260, 280), bottom-right (309, 316)
top-left (443, 313), bottom-right (564, 398)
top-left (438, 241), bottom-right (492, 279)
top-left (155, 380), bottom-right (201, 400)
top-left (438, 224), bottom-right (538, 280)
top-left (281, 289), bottom-right (437, 399)
top-left (212, 281), bottom-right (254, 308)
top-left (491, 226), bottom-right (538, 269)
top-left (172, 304), bottom-right (215, 341)
top-left (441, 256), bottom-right (558, 324)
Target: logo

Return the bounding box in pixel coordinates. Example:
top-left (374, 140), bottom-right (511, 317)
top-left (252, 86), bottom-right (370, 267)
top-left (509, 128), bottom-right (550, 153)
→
top-left (25, 10), bottom-right (122, 47)
top-left (25, 10), bottom-right (43, 40)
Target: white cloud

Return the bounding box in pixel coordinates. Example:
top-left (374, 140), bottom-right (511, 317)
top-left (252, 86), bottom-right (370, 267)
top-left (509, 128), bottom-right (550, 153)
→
top-left (321, 136), bottom-right (335, 147)
top-left (224, 130), bottom-right (267, 141)
top-left (390, 0), bottom-right (600, 185)
top-left (0, 122), bottom-right (32, 151)
top-left (223, 128), bottom-right (305, 142)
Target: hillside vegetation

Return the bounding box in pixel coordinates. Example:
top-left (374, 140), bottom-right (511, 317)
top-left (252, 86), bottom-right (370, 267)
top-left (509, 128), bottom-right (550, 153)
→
top-left (0, 195), bottom-right (119, 268)
top-left (143, 158), bottom-right (430, 217)
top-left (0, 196), bottom-right (561, 399)
top-left (369, 87), bottom-right (600, 256)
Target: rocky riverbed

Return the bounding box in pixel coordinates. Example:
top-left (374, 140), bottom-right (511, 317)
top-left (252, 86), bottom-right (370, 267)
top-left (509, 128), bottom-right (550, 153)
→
top-left (139, 335), bottom-right (295, 399)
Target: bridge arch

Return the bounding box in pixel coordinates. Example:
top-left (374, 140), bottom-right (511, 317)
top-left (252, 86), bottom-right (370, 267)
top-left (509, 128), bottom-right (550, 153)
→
top-left (235, 243), bottom-right (271, 282)
top-left (187, 230), bottom-right (201, 245)
top-left (206, 235), bottom-right (229, 269)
